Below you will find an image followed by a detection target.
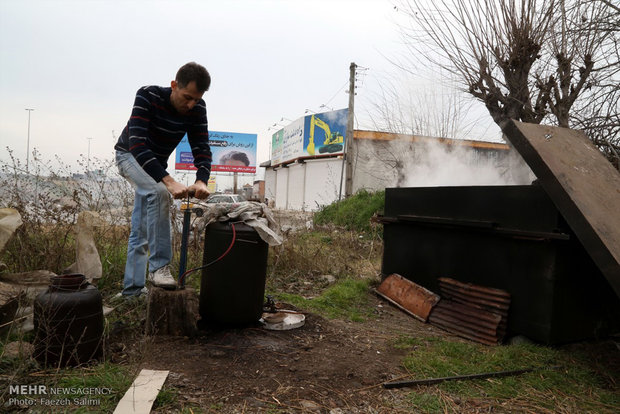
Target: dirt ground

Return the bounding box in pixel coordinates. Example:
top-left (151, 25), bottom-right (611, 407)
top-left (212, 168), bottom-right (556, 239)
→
top-left (112, 294), bottom-right (442, 413)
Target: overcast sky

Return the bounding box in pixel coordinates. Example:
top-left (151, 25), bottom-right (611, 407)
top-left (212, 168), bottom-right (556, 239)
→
top-left (0, 0), bottom-right (497, 184)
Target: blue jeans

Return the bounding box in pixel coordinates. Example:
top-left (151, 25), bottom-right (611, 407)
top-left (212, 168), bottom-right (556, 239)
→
top-left (115, 150), bottom-right (172, 296)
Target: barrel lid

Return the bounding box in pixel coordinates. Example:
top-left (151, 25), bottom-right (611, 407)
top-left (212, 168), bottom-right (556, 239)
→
top-left (50, 273), bottom-right (87, 291)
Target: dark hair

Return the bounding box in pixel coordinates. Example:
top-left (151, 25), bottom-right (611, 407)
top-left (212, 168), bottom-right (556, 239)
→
top-left (221, 151), bottom-right (250, 166)
top-left (176, 62), bottom-right (211, 92)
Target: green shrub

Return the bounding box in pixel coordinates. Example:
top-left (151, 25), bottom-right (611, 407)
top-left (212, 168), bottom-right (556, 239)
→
top-left (274, 278), bottom-right (374, 322)
top-left (313, 189), bottom-right (384, 234)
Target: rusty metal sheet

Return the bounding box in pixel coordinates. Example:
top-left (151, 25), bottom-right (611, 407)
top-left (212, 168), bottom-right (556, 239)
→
top-left (429, 300), bottom-right (505, 345)
top-left (439, 277), bottom-right (511, 299)
top-left (430, 279), bottom-right (511, 345)
top-left (439, 277), bottom-right (511, 315)
top-left (503, 121), bottom-right (620, 297)
top-left (376, 273), bottom-right (440, 322)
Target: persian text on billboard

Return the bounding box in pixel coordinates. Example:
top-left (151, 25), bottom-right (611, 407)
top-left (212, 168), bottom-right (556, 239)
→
top-left (280, 118), bottom-right (304, 164)
top-left (175, 130), bottom-right (257, 173)
top-left (271, 129), bottom-right (283, 166)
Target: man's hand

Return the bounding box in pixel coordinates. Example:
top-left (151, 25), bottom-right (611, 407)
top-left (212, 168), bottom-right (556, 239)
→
top-left (162, 175), bottom-right (188, 199)
top-left (188, 180), bottom-right (210, 199)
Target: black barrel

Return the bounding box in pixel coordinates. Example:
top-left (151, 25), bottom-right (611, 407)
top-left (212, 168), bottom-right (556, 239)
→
top-left (33, 274), bottom-right (104, 366)
top-left (200, 221), bottom-right (268, 325)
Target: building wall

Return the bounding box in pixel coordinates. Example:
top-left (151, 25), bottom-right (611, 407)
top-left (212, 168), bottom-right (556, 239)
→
top-left (303, 158), bottom-right (344, 210)
top-left (265, 169), bottom-right (277, 203)
top-left (264, 130), bottom-right (533, 211)
top-left (275, 167), bottom-right (288, 209)
top-left (287, 163), bottom-right (306, 210)
top-left (252, 180), bottom-right (265, 202)
top-left (350, 130), bottom-right (533, 191)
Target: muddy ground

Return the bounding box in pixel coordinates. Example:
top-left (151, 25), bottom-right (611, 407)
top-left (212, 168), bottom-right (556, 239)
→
top-left (110, 294), bottom-right (442, 413)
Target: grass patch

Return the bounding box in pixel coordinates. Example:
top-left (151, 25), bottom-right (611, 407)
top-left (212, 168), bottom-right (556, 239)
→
top-left (408, 392), bottom-right (445, 412)
top-left (153, 385), bottom-right (178, 410)
top-left (42, 363), bottom-right (134, 412)
top-left (266, 229), bottom-right (382, 298)
top-left (396, 338), bottom-right (620, 412)
top-left (314, 189), bottom-right (384, 235)
top-left (273, 278), bottom-right (374, 322)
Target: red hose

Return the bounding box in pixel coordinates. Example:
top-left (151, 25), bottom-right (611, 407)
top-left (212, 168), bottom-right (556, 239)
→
top-left (178, 222), bottom-right (237, 286)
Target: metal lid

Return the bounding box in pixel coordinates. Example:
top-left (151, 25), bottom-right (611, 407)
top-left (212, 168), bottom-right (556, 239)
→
top-left (50, 273), bottom-right (87, 291)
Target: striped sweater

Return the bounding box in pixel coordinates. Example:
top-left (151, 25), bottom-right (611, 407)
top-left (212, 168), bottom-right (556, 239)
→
top-left (114, 85), bottom-right (212, 183)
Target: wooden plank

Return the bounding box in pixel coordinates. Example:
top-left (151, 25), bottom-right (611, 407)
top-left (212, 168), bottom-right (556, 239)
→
top-left (113, 369), bottom-right (169, 414)
top-left (502, 120), bottom-right (620, 297)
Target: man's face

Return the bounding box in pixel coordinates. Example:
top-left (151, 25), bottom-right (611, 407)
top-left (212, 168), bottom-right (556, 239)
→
top-left (224, 159), bottom-right (247, 167)
top-left (170, 80), bottom-right (204, 114)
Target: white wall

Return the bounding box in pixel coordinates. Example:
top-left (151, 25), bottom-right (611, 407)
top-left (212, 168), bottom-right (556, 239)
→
top-left (275, 167), bottom-right (289, 209)
top-left (287, 163), bottom-right (306, 210)
top-left (264, 158), bottom-right (345, 211)
top-left (265, 168), bottom-right (277, 202)
top-left (351, 138), bottom-right (410, 192)
top-left (304, 158), bottom-right (344, 210)
top-left (350, 132), bottom-right (533, 191)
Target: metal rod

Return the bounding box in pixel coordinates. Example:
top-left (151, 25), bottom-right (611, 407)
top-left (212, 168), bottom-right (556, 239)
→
top-left (86, 137), bottom-right (93, 173)
top-left (383, 368), bottom-right (536, 389)
top-left (178, 196), bottom-right (192, 288)
top-left (25, 108), bottom-right (34, 172)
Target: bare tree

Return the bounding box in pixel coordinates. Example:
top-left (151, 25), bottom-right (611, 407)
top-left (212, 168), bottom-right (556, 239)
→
top-left (365, 71), bottom-right (479, 139)
top-left (568, 0), bottom-right (620, 167)
top-left (395, 0), bottom-right (618, 165)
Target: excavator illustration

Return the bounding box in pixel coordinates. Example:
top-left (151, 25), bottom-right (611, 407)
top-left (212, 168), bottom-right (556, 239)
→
top-left (306, 115), bottom-right (344, 155)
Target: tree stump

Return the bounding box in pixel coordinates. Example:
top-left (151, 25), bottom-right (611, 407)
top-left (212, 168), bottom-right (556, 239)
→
top-left (146, 287), bottom-right (199, 337)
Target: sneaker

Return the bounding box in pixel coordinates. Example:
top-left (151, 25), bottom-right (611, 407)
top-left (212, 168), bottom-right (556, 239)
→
top-left (147, 265), bottom-right (177, 289)
top-left (112, 287), bottom-right (148, 302)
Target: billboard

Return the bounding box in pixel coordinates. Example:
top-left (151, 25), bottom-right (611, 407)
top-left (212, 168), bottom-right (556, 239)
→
top-left (271, 128), bottom-right (283, 166)
top-left (280, 117), bottom-right (305, 163)
top-left (175, 130), bottom-right (257, 173)
top-left (207, 176), bottom-right (216, 193)
top-left (270, 108), bottom-right (347, 166)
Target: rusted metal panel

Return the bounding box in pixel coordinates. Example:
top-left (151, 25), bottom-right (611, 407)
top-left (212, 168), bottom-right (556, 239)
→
top-left (430, 306), bottom-right (501, 334)
top-left (439, 277), bottom-right (511, 315)
top-left (439, 286), bottom-right (510, 312)
top-left (429, 300), bottom-right (505, 346)
top-left (428, 279), bottom-right (511, 345)
top-left (502, 120), bottom-right (620, 297)
top-left (439, 277), bottom-right (511, 298)
top-left (375, 273), bottom-right (440, 322)
top-left (428, 309), bottom-right (501, 346)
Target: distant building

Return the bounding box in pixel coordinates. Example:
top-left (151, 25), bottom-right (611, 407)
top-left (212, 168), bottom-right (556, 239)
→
top-left (239, 183), bottom-right (254, 200)
top-left (252, 180), bottom-right (265, 202)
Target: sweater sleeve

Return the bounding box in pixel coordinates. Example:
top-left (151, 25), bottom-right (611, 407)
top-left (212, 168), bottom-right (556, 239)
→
top-left (187, 103), bottom-right (212, 183)
top-left (127, 87), bottom-right (169, 182)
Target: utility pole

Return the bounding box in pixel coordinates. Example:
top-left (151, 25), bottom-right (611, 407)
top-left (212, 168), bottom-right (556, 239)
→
top-left (343, 62), bottom-right (356, 197)
top-left (86, 137), bottom-right (93, 173)
top-left (25, 108), bottom-right (34, 173)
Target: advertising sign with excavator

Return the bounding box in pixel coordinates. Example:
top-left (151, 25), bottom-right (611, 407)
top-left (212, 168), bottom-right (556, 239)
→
top-left (302, 109), bottom-right (347, 157)
top-left (270, 108), bottom-right (347, 166)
